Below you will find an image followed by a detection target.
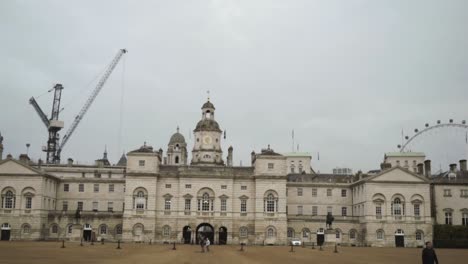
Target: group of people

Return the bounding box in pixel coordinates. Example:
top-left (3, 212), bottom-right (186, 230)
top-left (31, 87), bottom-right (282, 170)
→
top-left (199, 236), bottom-right (211, 253)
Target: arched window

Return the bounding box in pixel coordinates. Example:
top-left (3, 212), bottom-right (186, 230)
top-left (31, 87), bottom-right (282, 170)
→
top-left (51, 224), bottom-right (58, 234)
top-left (162, 225), bottom-right (171, 237)
top-left (267, 228), bottom-right (275, 238)
top-left (336, 230), bottom-right (341, 239)
top-left (287, 228), bottom-right (294, 238)
top-left (392, 198), bottom-right (402, 216)
top-left (376, 230), bottom-right (384, 240)
top-left (3, 191), bottom-right (15, 209)
top-left (25, 196), bottom-right (32, 209)
top-left (115, 225), bottom-right (123, 235)
top-left (239, 227), bottom-right (248, 238)
top-left (100, 225), bottom-right (107, 235)
top-left (302, 228), bottom-right (310, 238)
top-left (349, 230), bottom-right (356, 240)
top-left (133, 189), bottom-right (147, 210)
top-left (202, 193), bottom-right (210, 211)
top-left (22, 224), bottom-right (31, 234)
top-left (67, 224), bottom-right (73, 235)
top-left (175, 156), bottom-right (179, 164)
top-left (266, 194), bottom-right (275, 212)
top-left (416, 231), bottom-right (423, 241)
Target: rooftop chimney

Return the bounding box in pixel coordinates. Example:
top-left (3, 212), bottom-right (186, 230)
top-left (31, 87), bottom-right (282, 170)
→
top-left (417, 163), bottom-right (424, 175)
top-left (251, 151), bottom-right (256, 165)
top-left (19, 154), bottom-right (30, 164)
top-left (424, 160), bottom-right (431, 178)
top-left (380, 162), bottom-right (392, 170)
top-left (449, 163), bottom-right (457, 172)
top-left (67, 158), bottom-right (74, 167)
top-left (460, 160), bottom-right (467, 172)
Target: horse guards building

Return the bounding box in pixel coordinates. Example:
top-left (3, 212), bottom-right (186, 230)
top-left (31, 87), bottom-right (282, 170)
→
top-left (0, 99), bottom-right (467, 247)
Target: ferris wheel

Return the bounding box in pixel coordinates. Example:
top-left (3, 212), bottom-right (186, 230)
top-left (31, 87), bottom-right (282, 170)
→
top-left (397, 119), bottom-right (468, 152)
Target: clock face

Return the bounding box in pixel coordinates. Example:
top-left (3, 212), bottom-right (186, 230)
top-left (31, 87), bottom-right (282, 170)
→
top-left (203, 136), bottom-right (212, 145)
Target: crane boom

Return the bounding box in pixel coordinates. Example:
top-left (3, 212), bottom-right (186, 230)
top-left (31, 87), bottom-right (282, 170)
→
top-left (56, 49), bottom-right (127, 162)
top-left (29, 97), bottom-right (50, 129)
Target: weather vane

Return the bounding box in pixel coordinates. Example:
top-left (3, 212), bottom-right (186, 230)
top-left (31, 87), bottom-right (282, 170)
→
top-left (207, 90), bottom-right (210, 101)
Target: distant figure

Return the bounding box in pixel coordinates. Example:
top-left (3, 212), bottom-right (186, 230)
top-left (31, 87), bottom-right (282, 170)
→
top-left (204, 237), bottom-right (210, 252)
top-left (199, 236), bottom-right (205, 252)
top-left (326, 212), bottom-right (334, 229)
top-left (422, 242), bottom-right (439, 264)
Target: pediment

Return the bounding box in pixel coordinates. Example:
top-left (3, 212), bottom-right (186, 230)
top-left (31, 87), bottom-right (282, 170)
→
top-left (367, 167), bottom-right (427, 183)
top-left (0, 159), bottom-right (42, 175)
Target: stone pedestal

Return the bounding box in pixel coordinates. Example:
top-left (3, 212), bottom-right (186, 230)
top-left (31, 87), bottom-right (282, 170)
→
top-left (324, 229), bottom-right (336, 245)
top-left (71, 224), bottom-right (82, 242)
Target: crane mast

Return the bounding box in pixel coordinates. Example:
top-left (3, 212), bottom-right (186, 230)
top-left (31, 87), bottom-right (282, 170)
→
top-left (29, 49), bottom-right (127, 164)
top-left (56, 49), bottom-right (127, 163)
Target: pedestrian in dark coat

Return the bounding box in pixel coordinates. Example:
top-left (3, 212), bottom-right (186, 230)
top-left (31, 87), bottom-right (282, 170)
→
top-left (422, 241), bottom-right (439, 264)
top-left (200, 236), bottom-right (205, 253)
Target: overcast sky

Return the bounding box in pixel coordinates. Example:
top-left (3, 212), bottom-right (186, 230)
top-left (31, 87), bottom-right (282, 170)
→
top-left (1, 0), bottom-right (467, 173)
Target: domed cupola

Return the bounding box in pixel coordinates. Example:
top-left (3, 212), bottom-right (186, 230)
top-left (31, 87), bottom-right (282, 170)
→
top-left (167, 126), bottom-right (187, 165)
top-left (191, 98), bottom-right (224, 166)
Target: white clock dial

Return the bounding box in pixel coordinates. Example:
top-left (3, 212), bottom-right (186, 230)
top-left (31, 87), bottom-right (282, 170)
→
top-left (203, 136), bottom-right (212, 144)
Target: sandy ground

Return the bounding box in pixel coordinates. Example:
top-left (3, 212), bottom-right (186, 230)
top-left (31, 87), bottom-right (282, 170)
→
top-left (0, 242), bottom-right (467, 264)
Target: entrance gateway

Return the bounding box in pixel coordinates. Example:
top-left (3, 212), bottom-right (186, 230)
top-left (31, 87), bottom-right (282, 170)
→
top-left (395, 229), bottom-right (405, 247)
top-left (83, 224), bottom-right (92, 242)
top-left (196, 223), bottom-right (214, 245)
top-left (1, 223), bottom-right (11, 241)
top-left (316, 228), bottom-right (325, 246)
top-left (183, 226), bottom-right (192, 244)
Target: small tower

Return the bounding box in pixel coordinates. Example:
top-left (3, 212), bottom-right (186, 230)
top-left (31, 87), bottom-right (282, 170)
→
top-left (167, 127), bottom-right (187, 165)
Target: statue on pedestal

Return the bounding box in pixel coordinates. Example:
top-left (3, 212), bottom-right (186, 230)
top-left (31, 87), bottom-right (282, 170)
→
top-left (326, 212), bottom-right (334, 230)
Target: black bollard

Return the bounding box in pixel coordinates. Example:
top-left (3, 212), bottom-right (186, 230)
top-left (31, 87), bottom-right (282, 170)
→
top-left (61, 240), bottom-right (65, 248)
top-left (334, 243), bottom-right (338, 253)
top-left (312, 242), bottom-right (315, 249)
top-left (172, 242), bottom-right (176, 250)
top-left (80, 238), bottom-right (83, 247)
top-left (116, 240), bottom-right (121, 249)
top-left (302, 241), bottom-right (305, 248)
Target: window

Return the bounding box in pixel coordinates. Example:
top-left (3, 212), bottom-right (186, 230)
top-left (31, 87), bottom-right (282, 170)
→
top-left (4, 191), bottom-right (15, 208)
top-left (139, 160), bottom-right (145, 166)
top-left (312, 189), bottom-right (317, 197)
top-left (23, 225), bottom-right (30, 234)
top-left (165, 184), bottom-right (171, 188)
top-left (267, 228), bottom-right (274, 238)
top-left (336, 230), bottom-right (341, 239)
top-left (241, 199), bottom-right (247, 213)
top-left (82, 172), bottom-right (85, 178)
top-left (393, 198), bottom-right (402, 217)
top-left (240, 227), bottom-right (248, 238)
top-left (175, 156), bottom-right (179, 164)
top-left (25, 196), bottom-right (32, 209)
top-left (302, 229), bottom-right (309, 238)
top-left (163, 226), bottom-right (170, 237)
top-left (416, 231), bottom-right (422, 241)
top-left (404, 160), bottom-right (409, 167)
top-left (93, 201), bottom-right (98, 211)
top-left (77, 201), bottom-right (83, 211)
top-left (290, 167), bottom-right (295, 173)
top-left (297, 188), bottom-right (303, 196)
top-left (268, 163), bottom-right (274, 169)
top-left (100, 225), bottom-right (107, 235)
top-left (67, 225), bottom-right (72, 234)
top-left (241, 186), bottom-right (247, 190)
top-left (109, 184), bottom-right (115, 192)
top-left (298, 166), bottom-right (303, 173)
top-left (376, 205), bottom-right (382, 219)
top-left (312, 206), bottom-right (318, 216)
top-left (342, 207), bottom-right (347, 216)
top-left (461, 189), bottom-right (468, 197)
top-left (79, 184), bottom-right (84, 192)
top-left (94, 184), bottom-right (99, 193)
top-left (164, 199), bottom-right (171, 210)
top-left (287, 228), bottom-right (294, 238)
top-left (414, 204), bottom-right (420, 217)
top-left (327, 189), bottom-right (332, 197)
top-left (135, 191), bottom-right (146, 209)
top-left (266, 194), bottom-right (275, 212)
top-left (297, 205), bottom-right (303, 215)
top-left (462, 213), bottom-right (468, 226)
top-left (327, 206), bottom-right (332, 214)
top-left (108, 202), bottom-right (113, 212)
top-left (62, 201), bottom-right (68, 211)
top-left (376, 230), bottom-right (383, 240)
top-left (202, 193), bottom-right (210, 211)
top-left (64, 184), bottom-right (69, 192)
top-left (185, 184), bottom-right (191, 189)
top-left (51, 225), bottom-right (58, 234)
top-left (350, 230), bottom-right (356, 239)
top-left (444, 189), bottom-right (452, 197)
top-left (221, 185), bottom-right (227, 189)
top-left (116, 225), bottom-right (122, 235)
top-left (445, 212), bottom-right (453, 225)
top-left (185, 199), bottom-right (191, 211)
top-left (221, 199), bottom-right (227, 211)
top-left (341, 189), bottom-right (347, 197)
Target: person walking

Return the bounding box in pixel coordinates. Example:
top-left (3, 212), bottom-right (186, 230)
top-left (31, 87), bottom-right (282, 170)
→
top-left (200, 236), bottom-right (205, 253)
top-left (422, 241), bottom-right (439, 264)
top-left (205, 237), bottom-right (210, 252)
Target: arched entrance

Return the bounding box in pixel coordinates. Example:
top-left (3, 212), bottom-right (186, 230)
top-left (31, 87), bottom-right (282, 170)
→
top-left (196, 223), bottom-right (214, 245)
top-left (83, 224), bottom-right (92, 242)
top-left (183, 226), bottom-right (192, 244)
top-left (1, 223), bottom-right (11, 241)
top-left (316, 228), bottom-right (325, 246)
top-left (218, 227), bottom-right (227, 245)
top-left (395, 229), bottom-right (405, 247)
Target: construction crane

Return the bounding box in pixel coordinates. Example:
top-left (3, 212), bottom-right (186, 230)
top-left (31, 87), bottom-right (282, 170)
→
top-left (30, 49), bottom-right (127, 164)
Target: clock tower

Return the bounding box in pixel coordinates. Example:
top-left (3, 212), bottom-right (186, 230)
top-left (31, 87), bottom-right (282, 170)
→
top-left (191, 99), bottom-right (224, 166)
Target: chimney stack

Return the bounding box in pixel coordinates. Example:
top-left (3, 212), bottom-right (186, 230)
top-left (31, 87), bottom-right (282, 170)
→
top-left (251, 151), bottom-right (256, 165)
top-left (417, 163), bottom-right (424, 175)
top-left (380, 162), bottom-right (392, 170)
top-left (460, 160), bottom-right (467, 172)
top-left (227, 146), bottom-right (233, 167)
top-left (449, 163), bottom-right (457, 172)
top-left (67, 158), bottom-right (74, 167)
top-left (424, 160), bottom-right (431, 178)
top-left (19, 154), bottom-right (30, 164)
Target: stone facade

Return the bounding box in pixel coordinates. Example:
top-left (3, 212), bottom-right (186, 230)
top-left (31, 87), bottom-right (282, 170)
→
top-left (0, 100), bottom-right (467, 247)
